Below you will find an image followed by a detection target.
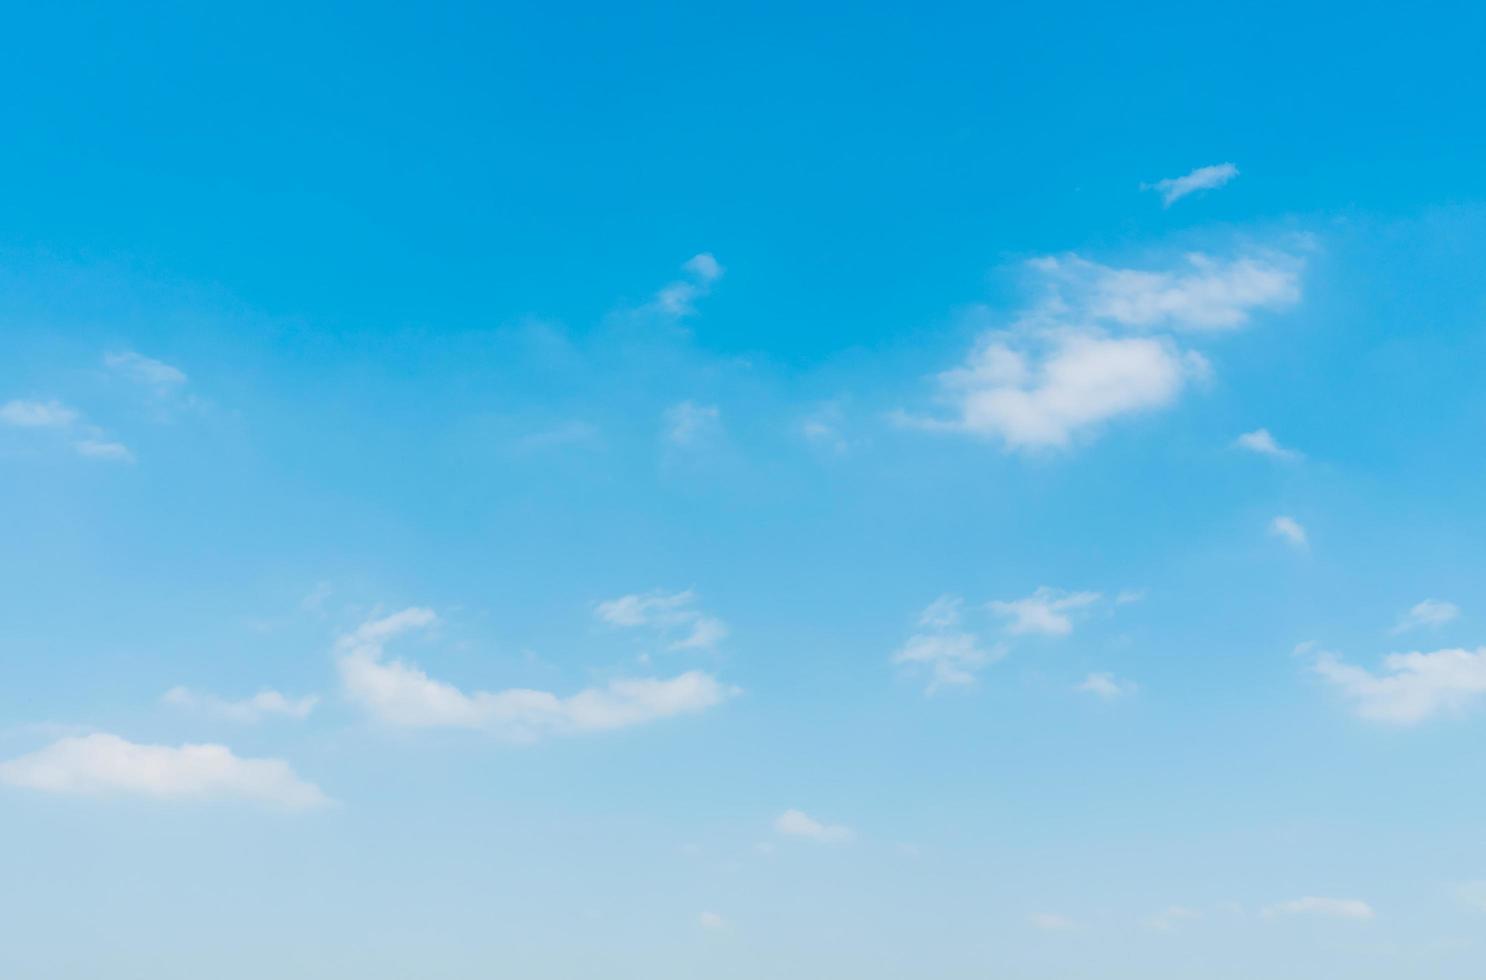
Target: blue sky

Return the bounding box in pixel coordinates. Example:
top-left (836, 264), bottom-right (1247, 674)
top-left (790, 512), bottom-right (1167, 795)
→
top-left (3, 3), bottom-right (1486, 977)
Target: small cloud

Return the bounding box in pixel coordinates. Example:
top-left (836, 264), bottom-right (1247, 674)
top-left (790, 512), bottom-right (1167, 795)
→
top-left (653, 253), bottom-right (724, 317)
top-left (1392, 599), bottom-right (1460, 634)
top-left (0, 733), bottom-right (329, 809)
top-left (73, 438), bottom-right (135, 462)
top-left (104, 351), bottom-right (187, 391)
top-left (1312, 646), bottom-right (1486, 725)
top-left (1029, 913), bottom-right (1074, 931)
top-left (988, 587), bottom-right (1101, 636)
top-left (663, 401), bottom-right (721, 448)
top-left (773, 808), bottom-right (853, 844)
top-left (1145, 163), bottom-right (1240, 206)
top-left (1261, 897), bottom-right (1373, 921)
top-left (892, 595), bottom-right (1002, 692)
top-left (1077, 672), bottom-right (1137, 700)
top-left (595, 589), bottom-right (728, 652)
top-left (698, 911), bottom-right (726, 930)
top-left (1269, 516), bottom-right (1308, 549)
top-left (337, 608), bottom-right (736, 738)
top-left (1235, 428), bottom-right (1301, 460)
top-left (1115, 589), bottom-right (1146, 605)
top-left (0, 399), bottom-right (79, 428)
top-left (162, 686), bottom-right (319, 723)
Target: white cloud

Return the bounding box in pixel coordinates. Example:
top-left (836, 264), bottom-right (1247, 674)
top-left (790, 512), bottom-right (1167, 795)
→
top-left (988, 587), bottom-right (1101, 636)
top-left (1147, 906), bottom-right (1200, 931)
top-left (902, 249), bottom-right (1301, 450)
top-left (162, 686), bottom-right (319, 722)
top-left (1236, 428), bottom-right (1300, 459)
top-left (663, 401), bottom-right (722, 448)
top-left (893, 595), bottom-right (1003, 692)
top-left (0, 733), bottom-right (329, 809)
top-left (1, 398), bottom-right (134, 461)
top-left (1145, 163), bottom-right (1240, 206)
top-left (773, 808), bottom-right (853, 844)
top-left (1078, 672), bottom-right (1137, 699)
top-left (1262, 897), bottom-right (1373, 921)
top-left (1034, 252), bottom-right (1302, 333)
top-left (653, 252), bottom-right (724, 316)
top-left (698, 911), bottom-right (726, 930)
top-left (0, 399), bottom-right (78, 428)
top-left (1029, 913), bottom-right (1074, 931)
top-left (1392, 599), bottom-right (1460, 634)
top-left (1313, 646), bottom-right (1486, 725)
top-left (336, 609), bottom-right (735, 739)
top-left (73, 438), bottom-right (135, 462)
top-left (104, 351), bottom-right (187, 390)
top-left (1269, 516), bottom-right (1308, 549)
top-left (907, 330), bottom-right (1205, 449)
top-left (595, 589), bottom-right (728, 651)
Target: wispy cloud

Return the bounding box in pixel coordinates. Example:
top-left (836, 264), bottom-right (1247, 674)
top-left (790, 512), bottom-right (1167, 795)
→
top-left (773, 808), bottom-right (853, 844)
top-left (1029, 913), bottom-right (1075, 931)
top-left (336, 609), bottom-right (735, 739)
top-left (1261, 896), bottom-right (1373, 920)
top-left (0, 399), bottom-right (78, 428)
top-left (1391, 599), bottom-right (1460, 634)
top-left (1077, 672), bottom-right (1137, 699)
top-left (162, 686), bottom-right (319, 722)
top-left (892, 595), bottom-right (1003, 692)
top-left (988, 587), bottom-right (1101, 636)
top-left (1145, 163), bottom-right (1240, 206)
top-left (1236, 428), bottom-right (1301, 460)
top-left (662, 401), bottom-right (722, 448)
top-left (104, 351), bottom-right (187, 391)
top-left (1269, 516), bottom-right (1308, 549)
top-left (595, 589), bottom-right (728, 651)
top-left (652, 253), bottom-right (725, 317)
top-left (1312, 646), bottom-right (1486, 724)
top-left (0, 733), bottom-right (329, 809)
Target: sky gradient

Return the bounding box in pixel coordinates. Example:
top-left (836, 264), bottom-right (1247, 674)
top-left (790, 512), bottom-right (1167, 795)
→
top-left (3, 3), bottom-right (1486, 977)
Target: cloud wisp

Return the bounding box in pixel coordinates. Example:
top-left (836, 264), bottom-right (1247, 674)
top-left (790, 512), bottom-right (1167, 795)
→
top-left (162, 686), bottom-right (319, 722)
top-left (1391, 599), bottom-right (1460, 635)
top-left (595, 589), bottom-right (728, 652)
top-left (1144, 163), bottom-right (1240, 206)
top-left (1262, 897), bottom-right (1374, 921)
top-left (1236, 428), bottom-right (1301, 460)
top-left (336, 609), bottom-right (735, 740)
top-left (773, 808), bottom-right (854, 844)
top-left (892, 595), bottom-right (1003, 692)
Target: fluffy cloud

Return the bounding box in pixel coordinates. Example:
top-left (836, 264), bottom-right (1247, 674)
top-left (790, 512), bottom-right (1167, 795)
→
top-left (892, 595), bottom-right (1002, 692)
top-left (1145, 162), bottom-right (1239, 206)
top-left (653, 252), bottom-right (724, 317)
top-left (910, 331), bottom-right (1205, 449)
top-left (1392, 599), bottom-right (1460, 634)
top-left (0, 733), bottom-right (329, 809)
top-left (773, 808), bottom-right (853, 844)
top-left (336, 609), bottom-right (735, 740)
top-left (1235, 428), bottom-right (1300, 459)
top-left (902, 248), bottom-right (1301, 449)
top-left (1077, 672), bottom-right (1137, 699)
top-left (595, 589), bottom-right (728, 651)
top-left (1313, 646), bottom-right (1486, 725)
top-left (1262, 897), bottom-right (1374, 920)
top-left (1269, 516), bottom-right (1308, 549)
top-left (162, 686), bottom-right (319, 722)
top-left (988, 587), bottom-right (1101, 636)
